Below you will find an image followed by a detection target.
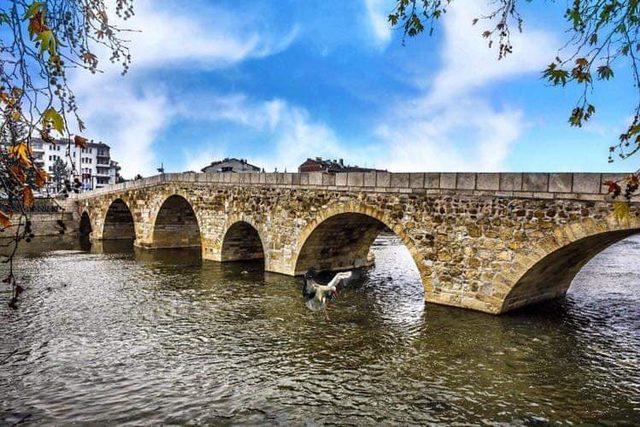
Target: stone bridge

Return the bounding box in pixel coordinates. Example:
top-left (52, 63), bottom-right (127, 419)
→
top-left (71, 171), bottom-right (640, 314)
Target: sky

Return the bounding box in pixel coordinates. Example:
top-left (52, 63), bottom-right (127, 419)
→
top-left (70, 0), bottom-right (639, 178)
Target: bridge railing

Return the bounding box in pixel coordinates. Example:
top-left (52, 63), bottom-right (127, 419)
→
top-left (74, 171), bottom-right (632, 200)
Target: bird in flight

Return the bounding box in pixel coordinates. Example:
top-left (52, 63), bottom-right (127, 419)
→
top-left (302, 268), bottom-right (352, 319)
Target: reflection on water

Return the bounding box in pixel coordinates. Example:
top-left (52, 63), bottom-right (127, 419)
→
top-left (0, 234), bottom-right (638, 425)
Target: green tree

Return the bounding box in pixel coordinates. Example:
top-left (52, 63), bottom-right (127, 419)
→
top-left (51, 157), bottom-right (69, 193)
top-left (0, 0), bottom-right (134, 307)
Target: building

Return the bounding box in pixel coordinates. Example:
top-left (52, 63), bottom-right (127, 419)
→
top-left (31, 137), bottom-right (121, 191)
top-left (298, 157), bottom-right (385, 173)
top-left (201, 158), bottom-right (261, 173)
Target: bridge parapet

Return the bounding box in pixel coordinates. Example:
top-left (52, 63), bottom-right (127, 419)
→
top-left (76, 171), bottom-right (632, 201)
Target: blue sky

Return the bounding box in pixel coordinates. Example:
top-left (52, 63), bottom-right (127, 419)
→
top-left (71, 0), bottom-right (638, 178)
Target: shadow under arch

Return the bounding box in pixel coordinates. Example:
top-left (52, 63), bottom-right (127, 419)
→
top-left (221, 221), bottom-right (265, 262)
top-left (79, 211), bottom-right (92, 237)
top-left (292, 203), bottom-right (428, 293)
top-left (501, 227), bottom-right (640, 313)
top-left (152, 194), bottom-right (201, 249)
top-left (103, 198), bottom-right (135, 240)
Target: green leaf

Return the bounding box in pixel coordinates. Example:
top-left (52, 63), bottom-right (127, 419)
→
top-left (597, 65), bottom-right (614, 80)
top-left (42, 107), bottom-right (64, 133)
top-left (0, 13), bottom-right (9, 24)
top-left (23, 1), bottom-right (44, 20)
top-left (543, 63), bottom-right (569, 86)
top-left (36, 29), bottom-right (56, 55)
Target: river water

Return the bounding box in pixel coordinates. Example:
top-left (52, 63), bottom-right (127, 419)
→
top-left (0, 234), bottom-right (638, 425)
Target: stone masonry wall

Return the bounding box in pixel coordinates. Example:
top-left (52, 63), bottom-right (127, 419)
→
top-left (72, 171), bottom-right (640, 314)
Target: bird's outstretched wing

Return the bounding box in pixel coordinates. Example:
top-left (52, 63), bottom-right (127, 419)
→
top-left (326, 271), bottom-right (352, 289)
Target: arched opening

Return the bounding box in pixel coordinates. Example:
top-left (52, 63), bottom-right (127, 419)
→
top-left (221, 221), bottom-right (264, 262)
top-left (79, 212), bottom-right (92, 237)
top-left (295, 213), bottom-right (389, 274)
top-left (103, 199), bottom-right (135, 240)
top-left (152, 195), bottom-right (201, 249)
top-left (501, 228), bottom-right (640, 313)
top-left (294, 211), bottom-right (426, 321)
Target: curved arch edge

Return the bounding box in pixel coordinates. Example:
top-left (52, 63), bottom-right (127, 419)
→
top-left (498, 216), bottom-right (640, 314)
top-left (290, 202), bottom-right (432, 296)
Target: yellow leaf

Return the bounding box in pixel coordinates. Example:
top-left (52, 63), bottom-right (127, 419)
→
top-left (42, 107), bottom-right (64, 133)
top-left (8, 143), bottom-right (32, 167)
top-left (613, 201), bottom-right (631, 222)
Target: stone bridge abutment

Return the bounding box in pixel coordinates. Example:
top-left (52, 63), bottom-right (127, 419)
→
top-left (72, 171), bottom-right (640, 314)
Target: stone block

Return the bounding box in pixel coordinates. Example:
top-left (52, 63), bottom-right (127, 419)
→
top-left (259, 173), bottom-right (266, 184)
top-left (291, 173), bottom-right (300, 185)
top-left (376, 172), bottom-right (391, 187)
top-left (572, 173), bottom-right (601, 194)
top-left (440, 173), bottom-right (456, 189)
top-left (335, 173), bottom-right (348, 186)
top-left (300, 173), bottom-right (310, 185)
top-left (223, 173), bottom-right (232, 183)
top-left (410, 173), bottom-right (424, 188)
top-left (499, 173), bottom-right (522, 191)
top-left (364, 171), bottom-right (376, 187)
top-left (457, 173), bottom-right (476, 190)
top-left (391, 173), bottom-right (410, 188)
top-left (347, 172), bottom-right (364, 187)
top-left (322, 173), bottom-right (335, 186)
top-left (522, 173), bottom-right (548, 192)
top-left (265, 173), bottom-right (277, 184)
top-left (308, 172), bottom-right (323, 185)
top-left (250, 173), bottom-right (261, 184)
top-left (548, 173), bottom-right (572, 193)
top-left (211, 173), bottom-right (220, 183)
top-left (533, 192), bottom-right (554, 199)
top-left (230, 173), bottom-right (241, 183)
top-left (476, 173), bottom-right (499, 191)
top-left (283, 173), bottom-right (293, 185)
top-left (424, 173), bottom-right (440, 189)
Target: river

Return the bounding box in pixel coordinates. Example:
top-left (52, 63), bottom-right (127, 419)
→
top-left (0, 234), bottom-right (638, 425)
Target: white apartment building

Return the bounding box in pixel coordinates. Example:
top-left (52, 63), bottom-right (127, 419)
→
top-left (31, 137), bottom-right (121, 191)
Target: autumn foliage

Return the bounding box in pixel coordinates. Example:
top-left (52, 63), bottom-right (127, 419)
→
top-left (1, 0), bottom-right (133, 307)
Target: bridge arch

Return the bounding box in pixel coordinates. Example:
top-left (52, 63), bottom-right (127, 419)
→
top-left (79, 211), bottom-right (92, 237)
top-left (151, 194), bottom-right (201, 249)
top-left (499, 216), bottom-right (640, 313)
top-left (102, 198), bottom-right (136, 240)
top-left (292, 202), bottom-right (430, 293)
top-left (220, 220), bottom-right (265, 262)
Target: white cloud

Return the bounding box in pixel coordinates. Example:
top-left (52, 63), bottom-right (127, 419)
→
top-left (176, 94), bottom-right (349, 172)
top-left (363, 0), bottom-right (393, 48)
top-left (127, 1), bottom-right (299, 68)
top-left (428, 1), bottom-right (555, 103)
top-left (70, 0), bottom-right (298, 178)
top-left (367, 2), bottom-right (556, 171)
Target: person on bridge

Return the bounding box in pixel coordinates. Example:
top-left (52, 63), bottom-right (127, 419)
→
top-left (302, 268), bottom-right (352, 320)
